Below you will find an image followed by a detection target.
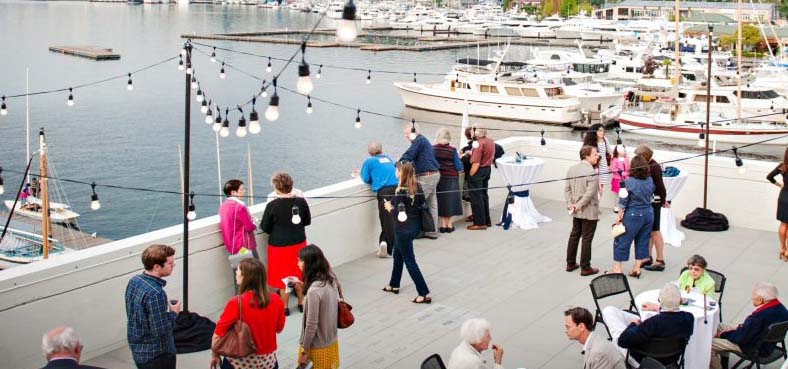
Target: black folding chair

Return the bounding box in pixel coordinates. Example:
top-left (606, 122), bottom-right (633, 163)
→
top-left (589, 273), bottom-right (639, 340)
top-left (420, 353), bottom-right (447, 369)
top-left (625, 335), bottom-right (689, 369)
top-left (679, 267), bottom-right (727, 322)
top-left (726, 321), bottom-right (788, 369)
top-left (639, 357), bottom-right (667, 369)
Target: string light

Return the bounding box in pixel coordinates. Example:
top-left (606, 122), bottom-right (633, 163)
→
top-left (187, 191), bottom-right (197, 220)
top-left (249, 97), bottom-right (261, 134)
top-left (201, 99), bottom-right (210, 115)
top-left (306, 95), bottom-right (313, 114)
top-left (540, 129), bottom-right (547, 152)
top-left (733, 147), bottom-right (746, 174)
top-left (698, 122), bottom-right (706, 148)
top-left (205, 101), bottom-right (214, 124)
top-left (397, 202), bottom-right (407, 222)
top-left (90, 182), bottom-right (101, 211)
top-left (291, 204), bottom-right (302, 224)
top-left (220, 108), bottom-right (230, 137)
top-left (618, 169), bottom-right (628, 198)
top-left (67, 87), bottom-right (74, 107)
top-left (178, 56), bottom-right (184, 71)
top-left (296, 43), bottom-right (314, 95)
top-left (191, 75), bottom-right (198, 89)
top-left (185, 46), bottom-right (192, 75)
top-left (236, 106), bottom-right (248, 138)
top-left (210, 47), bottom-right (217, 63)
top-left (0, 167), bottom-right (4, 195)
top-left (355, 109), bottom-right (362, 129)
top-left (413, 73), bottom-right (417, 83)
top-left (266, 57), bottom-right (272, 73)
top-left (196, 86), bottom-right (204, 103)
top-left (220, 62), bottom-right (226, 79)
top-left (316, 64), bottom-right (323, 79)
top-left (265, 79), bottom-right (280, 122)
top-left (127, 73), bottom-right (134, 91)
top-left (615, 128), bottom-right (622, 145)
top-left (337, 0), bottom-right (358, 42)
top-left (409, 119), bottom-right (417, 140)
top-left (180, 47), bottom-right (187, 57)
top-left (259, 83), bottom-right (268, 98)
top-left (1, 96), bottom-right (7, 116)
top-left (366, 70), bottom-right (371, 84)
top-left (213, 107), bottom-right (222, 132)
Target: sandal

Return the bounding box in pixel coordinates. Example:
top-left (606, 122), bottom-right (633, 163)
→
top-left (628, 270), bottom-right (641, 279)
top-left (412, 296), bottom-right (432, 304)
top-left (782, 250), bottom-right (788, 262)
top-left (643, 260), bottom-right (665, 272)
top-left (382, 286), bottom-right (400, 294)
top-left (640, 257), bottom-right (653, 267)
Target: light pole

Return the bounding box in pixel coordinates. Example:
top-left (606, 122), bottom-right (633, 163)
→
top-left (182, 40), bottom-right (192, 312)
top-left (702, 25), bottom-right (712, 209)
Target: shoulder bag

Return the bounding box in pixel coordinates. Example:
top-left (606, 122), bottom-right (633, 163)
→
top-left (212, 295), bottom-right (257, 358)
top-left (336, 280), bottom-right (354, 329)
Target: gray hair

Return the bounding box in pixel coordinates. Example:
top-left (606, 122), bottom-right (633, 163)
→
top-left (435, 128), bottom-right (452, 145)
top-left (472, 123), bottom-right (487, 138)
top-left (658, 283), bottom-right (681, 311)
top-left (367, 141), bottom-right (383, 156)
top-left (754, 282), bottom-right (779, 301)
top-left (460, 318), bottom-right (491, 345)
top-left (42, 326), bottom-right (80, 356)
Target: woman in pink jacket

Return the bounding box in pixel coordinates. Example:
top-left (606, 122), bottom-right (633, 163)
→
top-left (610, 145), bottom-right (629, 214)
top-left (218, 179), bottom-right (258, 257)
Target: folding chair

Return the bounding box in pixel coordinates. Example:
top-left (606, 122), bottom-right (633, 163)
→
top-left (589, 273), bottom-right (639, 340)
top-left (639, 357), bottom-right (667, 369)
top-left (679, 267), bottom-right (727, 322)
top-left (625, 335), bottom-right (688, 369)
top-left (727, 321), bottom-right (788, 369)
top-left (420, 353), bottom-right (447, 369)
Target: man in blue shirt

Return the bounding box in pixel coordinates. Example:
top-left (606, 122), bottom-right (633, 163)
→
top-left (400, 122), bottom-right (440, 239)
top-left (125, 244), bottom-right (180, 369)
top-left (360, 141), bottom-right (400, 257)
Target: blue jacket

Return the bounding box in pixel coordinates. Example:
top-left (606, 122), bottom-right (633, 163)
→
top-left (360, 154), bottom-right (398, 192)
top-left (400, 134), bottom-right (439, 174)
top-left (618, 310), bottom-right (694, 365)
top-left (721, 300), bottom-right (788, 357)
top-left (619, 177), bottom-right (655, 210)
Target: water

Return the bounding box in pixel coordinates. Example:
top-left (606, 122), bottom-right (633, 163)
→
top-left (0, 1), bottom-right (779, 241)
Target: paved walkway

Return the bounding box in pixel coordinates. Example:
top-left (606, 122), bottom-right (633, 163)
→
top-left (86, 198), bottom-right (788, 369)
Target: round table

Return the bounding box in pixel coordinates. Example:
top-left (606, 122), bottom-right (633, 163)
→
top-left (495, 156), bottom-right (551, 230)
top-left (661, 169), bottom-right (688, 247)
top-left (635, 288), bottom-right (719, 369)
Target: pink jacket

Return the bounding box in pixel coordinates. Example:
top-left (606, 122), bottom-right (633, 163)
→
top-left (611, 157), bottom-right (629, 181)
top-left (218, 198), bottom-right (257, 254)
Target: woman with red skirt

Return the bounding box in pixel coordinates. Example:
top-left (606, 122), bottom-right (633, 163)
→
top-left (261, 171), bottom-right (311, 316)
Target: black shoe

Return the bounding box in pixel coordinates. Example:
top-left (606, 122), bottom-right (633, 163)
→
top-left (423, 233), bottom-right (438, 239)
top-left (284, 308), bottom-right (290, 316)
top-left (298, 304), bottom-right (304, 313)
top-left (439, 227), bottom-right (447, 233)
top-left (446, 227), bottom-right (455, 233)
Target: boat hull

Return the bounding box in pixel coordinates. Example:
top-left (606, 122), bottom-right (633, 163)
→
top-left (619, 118), bottom-right (788, 145)
top-left (4, 200), bottom-right (79, 223)
top-left (395, 82), bottom-right (581, 124)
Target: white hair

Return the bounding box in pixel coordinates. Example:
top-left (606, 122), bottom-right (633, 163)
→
top-left (472, 124), bottom-right (487, 138)
top-left (460, 318), bottom-right (491, 345)
top-left (658, 283), bottom-right (681, 311)
top-left (754, 282), bottom-right (779, 301)
top-left (42, 326), bottom-right (80, 356)
top-left (435, 128), bottom-right (452, 145)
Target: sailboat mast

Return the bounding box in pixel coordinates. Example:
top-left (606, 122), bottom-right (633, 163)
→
top-left (25, 68), bottom-right (30, 185)
top-left (737, 0), bottom-right (742, 120)
top-left (215, 132), bottom-right (222, 208)
top-left (672, 0), bottom-right (681, 98)
top-left (39, 129), bottom-right (50, 259)
top-left (247, 145), bottom-right (254, 207)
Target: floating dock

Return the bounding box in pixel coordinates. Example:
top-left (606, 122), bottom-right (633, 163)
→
top-left (1, 210), bottom-right (112, 253)
top-left (48, 46), bottom-right (121, 60)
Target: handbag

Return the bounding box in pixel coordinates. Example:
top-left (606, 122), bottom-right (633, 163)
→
top-left (336, 280), bottom-right (354, 329)
top-left (211, 295), bottom-right (257, 358)
top-left (420, 203), bottom-right (436, 233)
top-left (611, 222), bottom-right (626, 238)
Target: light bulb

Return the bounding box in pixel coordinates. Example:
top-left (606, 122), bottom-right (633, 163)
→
top-left (337, 19), bottom-right (358, 43)
top-left (181, 48), bottom-right (187, 56)
top-left (397, 210), bottom-right (407, 222)
top-left (472, 140), bottom-right (479, 149)
top-left (186, 67), bottom-right (192, 75)
top-left (2, 97), bottom-right (8, 115)
top-left (355, 121), bottom-right (362, 129)
top-left (67, 89), bottom-right (74, 106)
top-left (205, 114), bottom-right (213, 124)
top-left (200, 102), bottom-right (208, 114)
top-left (260, 89), bottom-right (268, 98)
top-left (697, 138), bottom-right (705, 148)
top-left (291, 213), bottom-right (302, 224)
top-left (366, 76), bottom-right (371, 84)
top-left (178, 64), bottom-right (185, 71)
top-left (213, 121), bottom-right (222, 132)
top-left (0, 184), bottom-right (4, 195)
top-left (409, 132), bottom-right (417, 140)
top-left (266, 60), bottom-right (272, 73)
top-left (67, 98), bottom-right (74, 107)
top-left (249, 120), bottom-right (261, 134)
top-left (316, 69), bottom-right (322, 79)
top-left (90, 198), bottom-right (101, 211)
top-left (127, 78), bottom-right (134, 91)
top-left (237, 126), bottom-right (247, 138)
top-left (220, 69), bottom-right (226, 79)
top-left (187, 209), bottom-right (197, 221)
top-left (220, 125), bottom-right (229, 137)
top-left (210, 56), bottom-right (216, 63)
top-left (306, 105), bottom-right (313, 114)
top-left (297, 63), bottom-right (314, 95)
top-left (196, 91), bottom-right (204, 103)
top-left (619, 187), bottom-right (628, 199)
top-left (266, 94), bottom-right (280, 122)
top-left (191, 80), bottom-right (198, 89)
top-left (542, 145), bottom-right (548, 152)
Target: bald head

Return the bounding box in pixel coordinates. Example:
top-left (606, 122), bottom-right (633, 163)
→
top-left (42, 326), bottom-right (82, 362)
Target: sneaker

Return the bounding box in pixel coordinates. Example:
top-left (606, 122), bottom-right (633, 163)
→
top-left (614, 206), bottom-right (619, 214)
top-left (377, 242), bottom-right (388, 258)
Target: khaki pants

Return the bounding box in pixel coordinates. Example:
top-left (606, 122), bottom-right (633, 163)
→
top-left (710, 324), bottom-right (743, 369)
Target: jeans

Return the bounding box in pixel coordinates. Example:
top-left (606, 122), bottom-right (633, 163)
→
top-left (377, 186), bottom-right (397, 254)
top-left (468, 167), bottom-right (491, 226)
top-left (613, 207), bottom-right (653, 261)
top-left (389, 225), bottom-right (430, 296)
top-left (417, 172), bottom-right (440, 235)
top-left (566, 217), bottom-right (598, 268)
top-left (136, 353), bottom-right (176, 369)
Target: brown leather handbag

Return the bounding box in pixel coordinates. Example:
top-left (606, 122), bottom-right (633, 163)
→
top-left (337, 280), bottom-right (354, 329)
top-left (212, 295), bottom-right (257, 358)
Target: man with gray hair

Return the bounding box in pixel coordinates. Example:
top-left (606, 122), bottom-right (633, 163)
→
top-left (40, 326), bottom-right (105, 369)
top-left (359, 141), bottom-right (399, 257)
top-left (447, 318), bottom-right (505, 369)
top-left (602, 283), bottom-right (693, 366)
top-left (400, 121), bottom-right (441, 238)
top-left (466, 124), bottom-right (495, 230)
top-left (710, 282), bottom-right (788, 369)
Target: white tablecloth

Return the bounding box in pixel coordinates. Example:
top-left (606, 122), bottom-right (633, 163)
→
top-left (661, 169), bottom-right (689, 247)
top-left (495, 156), bottom-right (551, 230)
top-left (635, 289), bottom-right (719, 369)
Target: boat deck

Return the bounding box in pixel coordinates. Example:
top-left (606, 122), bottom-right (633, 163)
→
top-left (0, 211), bottom-right (111, 252)
top-left (83, 198), bottom-right (788, 369)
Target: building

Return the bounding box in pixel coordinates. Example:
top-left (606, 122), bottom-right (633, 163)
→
top-left (594, 0), bottom-right (775, 22)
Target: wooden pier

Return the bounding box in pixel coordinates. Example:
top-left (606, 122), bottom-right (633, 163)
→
top-left (49, 46), bottom-right (121, 60)
top-left (1, 211), bottom-right (112, 252)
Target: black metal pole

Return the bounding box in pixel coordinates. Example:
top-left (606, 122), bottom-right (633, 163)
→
top-left (183, 41), bottom-right (192, 312)
top-left (0, 157), bottom-right (35, 245)
top-left (703, 26), bottom-right (712, 209)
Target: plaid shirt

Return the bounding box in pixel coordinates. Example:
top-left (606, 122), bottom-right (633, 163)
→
top-left (125, 273), bottom-right (177, 364)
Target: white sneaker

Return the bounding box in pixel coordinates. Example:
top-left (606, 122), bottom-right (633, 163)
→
top-left (377, 242), bottom-right (388, 258)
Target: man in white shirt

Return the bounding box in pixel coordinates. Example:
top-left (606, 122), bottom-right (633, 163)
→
top-left (447, 318), bottom-right (505, 369)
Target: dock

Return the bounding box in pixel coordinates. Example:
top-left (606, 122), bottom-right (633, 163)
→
top-left (48, 46), bottom-right (121, 61)
top-left (0, 210), bottom-right (112, 252)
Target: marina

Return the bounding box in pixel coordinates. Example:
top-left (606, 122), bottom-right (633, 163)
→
top-left (48, 46), bottom-right (121, 61)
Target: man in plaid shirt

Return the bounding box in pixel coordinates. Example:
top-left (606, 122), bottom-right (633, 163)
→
top-left (125, 244), bottom-right (181, 369)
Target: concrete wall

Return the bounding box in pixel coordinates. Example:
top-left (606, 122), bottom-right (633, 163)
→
top-left (0, 137), bottom-right (779, 369)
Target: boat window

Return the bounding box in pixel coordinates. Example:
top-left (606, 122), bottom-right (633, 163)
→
top-left (505, 87), bottom-right (523, 96)
top-left (551, 54), bottom-right (561, 60)
top-left (715, 96), bottom-right (730, 103)
top-left (544, 87), bottom-right (564, 97)
top-left (521, 88), bottom-right (539, 97)
top-left (682, 73), bottom-right (697, 81)
top-left (562, 78), bottom-right (577, 86)
top-left (625, 67), bottom-right (634, 73)
top-left (693, 95), bottom-right (708, 103)
top-left (738, 90), bottom-right (780, 99)
top-left (479, 85), bottom-right (499, 94)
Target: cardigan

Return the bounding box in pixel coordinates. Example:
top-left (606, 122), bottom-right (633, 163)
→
top-left (677, 270), bottom-right (716, 299)
top-left (299, 280), bottom-right (339, 350)
top-left (260, 197), bottom-right (311, 246)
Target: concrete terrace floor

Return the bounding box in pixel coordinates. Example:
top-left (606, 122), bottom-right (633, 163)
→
top-left (85, 198), bottom-right (788, 369)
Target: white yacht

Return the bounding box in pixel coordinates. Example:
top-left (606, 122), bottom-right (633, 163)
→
top-left (680, 85), bottom-right (788, 124)
top-left (325, 1), bottom-right (345, 19)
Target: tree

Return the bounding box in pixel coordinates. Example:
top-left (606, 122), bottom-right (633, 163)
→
top-left (541, 0), bottom-right (555, 16)
top-left (720, 24), bottom-right (764, 52)
top-left (661, 59), bottom-right (672, 79)
top-left (502, 0), bottom-right (512, 11)
top-left (578, 0), bottom-right (593, 14)
top-left (560, 0), bottom-right (578, 17)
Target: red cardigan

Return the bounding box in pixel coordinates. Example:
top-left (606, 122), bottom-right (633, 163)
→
top-left (214, 291), bottom-right (285, 355)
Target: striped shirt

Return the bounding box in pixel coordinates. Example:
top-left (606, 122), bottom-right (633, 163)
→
top-left (432, 143), bottom-right (462, 178)
top-left (125, 273), bottom-right (177, 364)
